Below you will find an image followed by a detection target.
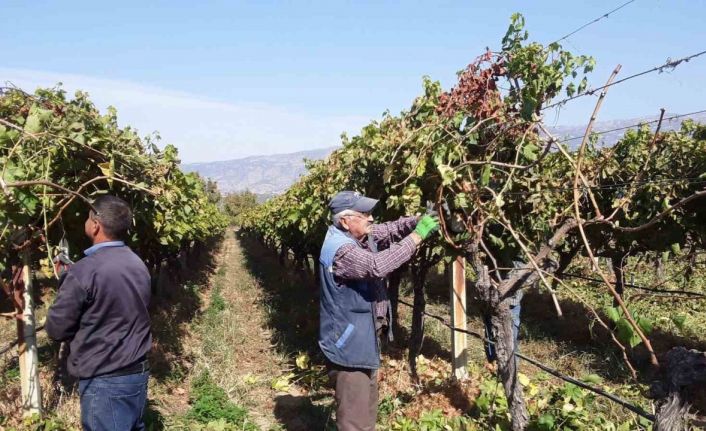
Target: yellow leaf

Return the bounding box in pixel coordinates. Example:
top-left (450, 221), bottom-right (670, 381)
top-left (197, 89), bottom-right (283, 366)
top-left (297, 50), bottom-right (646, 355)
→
top-left (295, 352), bottom-right (310, 370)
top-left (518, 372), bottom-right (530, 387)
top-left (98, 160), bottom-right (114, 188)
top-left (98, 161), bottom-right (112, 177)
top-left (243, 374), bottom-right (259, 385)
top-left (528, 384), bottom-right (539, 397)
top-left (271, 373), bottom-right (294, 392)
top-left (39, 258), bottom-right (54, 278)
top-left (537, 397), bottom-right (549, 409)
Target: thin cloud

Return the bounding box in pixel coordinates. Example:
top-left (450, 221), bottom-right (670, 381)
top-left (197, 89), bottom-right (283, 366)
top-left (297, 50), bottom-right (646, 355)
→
top-left (0, 68), bottom-right (370, 163)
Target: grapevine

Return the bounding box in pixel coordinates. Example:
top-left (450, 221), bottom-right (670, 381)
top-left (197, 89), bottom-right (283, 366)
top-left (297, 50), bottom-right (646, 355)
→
top-left (241, 14), bottom-right (706, 430)
top-left (0, 86), bottom-right (229, 415)
top-left (0, 86), bottom-right (228, 274)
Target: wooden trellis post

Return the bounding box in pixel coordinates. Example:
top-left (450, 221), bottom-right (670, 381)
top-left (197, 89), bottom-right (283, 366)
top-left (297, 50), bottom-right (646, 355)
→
top-left (18, 249), bottom-right (42, 415)
top-left (450, 256), bottom-right (468, 379)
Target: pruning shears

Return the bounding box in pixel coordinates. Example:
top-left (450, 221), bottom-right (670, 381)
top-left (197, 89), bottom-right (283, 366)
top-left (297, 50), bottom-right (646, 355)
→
top-left (52, 238), bottom-right (74, 277)
top-left (425, 201), bottom-right (439, 217)
top-left (427, 200), bottom-right (465, 233)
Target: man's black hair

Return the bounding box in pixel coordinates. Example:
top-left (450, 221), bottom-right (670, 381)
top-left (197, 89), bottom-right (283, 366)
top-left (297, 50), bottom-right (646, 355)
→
top-left (92, 195), bottom-right (132, 240)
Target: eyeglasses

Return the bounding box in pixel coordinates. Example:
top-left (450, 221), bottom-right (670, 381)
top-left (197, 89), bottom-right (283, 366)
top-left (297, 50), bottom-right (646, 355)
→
top-left (343, 212), bottom-right (372, 220)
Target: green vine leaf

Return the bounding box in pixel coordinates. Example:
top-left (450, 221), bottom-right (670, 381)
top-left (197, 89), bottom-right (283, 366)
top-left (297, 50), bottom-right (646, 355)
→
top-left (522, 143), bottom-right (539, 161)
top-left (437, 164), bottom-right (457, 186)
top-left (604, 307), bottom-right (620, 323)
top-left (481, 164), bottom-right (491, 186)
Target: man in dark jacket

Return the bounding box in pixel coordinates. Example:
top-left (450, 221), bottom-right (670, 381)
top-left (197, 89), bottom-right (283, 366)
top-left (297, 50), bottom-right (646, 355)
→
top-left (46, 195), bottom-right (151, 431)
top-left (319, 191), bottom-right (438, 431)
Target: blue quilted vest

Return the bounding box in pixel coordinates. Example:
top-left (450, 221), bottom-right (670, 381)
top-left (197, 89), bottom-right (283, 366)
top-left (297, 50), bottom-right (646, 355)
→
top-left (318, 226), bottom-right (380, 369)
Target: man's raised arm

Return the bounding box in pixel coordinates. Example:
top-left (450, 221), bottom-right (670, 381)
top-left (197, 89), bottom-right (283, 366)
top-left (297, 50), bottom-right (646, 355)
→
top-left (333, 234), bottom-right (419, 280)
top-left (45, 272), bottom-right (86, 342)
top-left (371, 216), bottom-right (418, 250)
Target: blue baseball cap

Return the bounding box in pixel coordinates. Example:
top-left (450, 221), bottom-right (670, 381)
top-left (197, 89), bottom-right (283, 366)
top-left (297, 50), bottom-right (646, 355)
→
top-left (328, 191), bottom-right (379, 215)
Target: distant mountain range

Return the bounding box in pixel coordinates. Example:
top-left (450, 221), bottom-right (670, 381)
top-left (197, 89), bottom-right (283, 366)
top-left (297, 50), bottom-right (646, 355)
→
top-left (550, 111), bottom-right (706, 150)
top-left (182, 147), bottom-right (335, 196)
top-left (182, 112), bottom-right (706, 196)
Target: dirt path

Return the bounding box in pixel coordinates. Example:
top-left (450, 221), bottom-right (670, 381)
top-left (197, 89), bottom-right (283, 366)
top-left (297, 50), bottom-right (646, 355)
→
top-left (187, 231), bottom-right (291, 429)
top-left (175, 229), bottom-right (339, 430)
top-left (225, 231), bottom-right (337, 430)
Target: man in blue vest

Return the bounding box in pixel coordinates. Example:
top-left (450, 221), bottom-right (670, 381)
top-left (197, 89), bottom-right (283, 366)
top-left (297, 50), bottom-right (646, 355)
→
top-left (319, 191), bottom-right (438, 430)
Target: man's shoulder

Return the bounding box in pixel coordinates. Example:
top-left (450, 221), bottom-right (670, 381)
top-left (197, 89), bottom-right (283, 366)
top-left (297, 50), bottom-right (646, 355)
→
top-left (321, 227), bottom-right (358, 263)
top-left (98, 246), bottom-right (148, 270)
top-left (66, 254), bottom-right (96, 278)
top-left (322, 229), bottom-right (358, 250)
top-left (333, 242), bottom-right (358, 256)
top-left (70, 247), bottom-right (147, 278)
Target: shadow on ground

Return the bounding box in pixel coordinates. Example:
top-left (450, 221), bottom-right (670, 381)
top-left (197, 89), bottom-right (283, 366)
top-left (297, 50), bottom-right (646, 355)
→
top-left (419, 265), bottom-right (706, 384)
top-left (143, 399), bottom-right (166, 431)
top-left (237, 232), bottom-right (340, 430)
top-left (236, 232), bottom-right (320, 360)
top-left (273, 394), bottom-right (335, 431)
top-left (148, 239), bottom-right (222, 383)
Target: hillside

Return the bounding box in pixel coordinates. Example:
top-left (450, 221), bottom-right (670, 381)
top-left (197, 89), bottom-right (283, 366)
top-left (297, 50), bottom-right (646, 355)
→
top-left (181, 147), bottom-right (335, 195)
top-left (183, 112), bottom-right (706, 195)
top-left (551, 111), bottom-right (706, 149)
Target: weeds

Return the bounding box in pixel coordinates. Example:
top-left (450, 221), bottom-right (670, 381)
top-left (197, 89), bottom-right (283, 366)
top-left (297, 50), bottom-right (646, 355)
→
top-left (206, 286), bottom-right (226, 317)
top-left (1, 414), bottom-right (78, 431)
top-left (379, 367), bottom-right (653, 430)
top-left (187, 370), bottom-right (259, 431)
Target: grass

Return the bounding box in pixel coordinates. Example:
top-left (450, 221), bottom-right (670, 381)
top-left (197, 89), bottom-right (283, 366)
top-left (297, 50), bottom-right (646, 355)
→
top-left (188, 235), bottom-right (289, 428)
top-left (186, 371), bottom-right (259, 430)
top-left (145, 232), bottom-right (292, 430)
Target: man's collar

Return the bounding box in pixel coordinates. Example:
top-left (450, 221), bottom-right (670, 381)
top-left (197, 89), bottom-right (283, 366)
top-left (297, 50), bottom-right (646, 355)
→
top-left (336, 227), bottom-right (369, 248)
top-left (84, 241), bottom-right (125, 256)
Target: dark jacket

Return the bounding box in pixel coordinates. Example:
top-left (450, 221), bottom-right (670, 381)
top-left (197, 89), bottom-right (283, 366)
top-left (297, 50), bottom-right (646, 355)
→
top-left (45, 244), bottom-right (152, 379)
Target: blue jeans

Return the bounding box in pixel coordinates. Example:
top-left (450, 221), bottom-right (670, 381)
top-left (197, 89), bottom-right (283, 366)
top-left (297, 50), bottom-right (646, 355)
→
top-left (79, 372), bottom-right (149, 431)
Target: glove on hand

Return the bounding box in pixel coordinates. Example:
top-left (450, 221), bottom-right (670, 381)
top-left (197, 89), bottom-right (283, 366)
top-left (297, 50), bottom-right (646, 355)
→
top-left (414, 215), bottom-right (439, 240)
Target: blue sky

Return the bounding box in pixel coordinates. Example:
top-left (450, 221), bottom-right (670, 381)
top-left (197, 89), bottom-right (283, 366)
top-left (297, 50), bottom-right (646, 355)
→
top-left (2, 1), bottom-right (705, 162)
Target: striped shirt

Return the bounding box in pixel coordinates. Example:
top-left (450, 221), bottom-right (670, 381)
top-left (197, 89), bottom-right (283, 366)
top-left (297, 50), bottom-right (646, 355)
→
top-left (332, 216), bottom-right (418, 280)
top-left (332, 216), bottom-right (418, 329)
